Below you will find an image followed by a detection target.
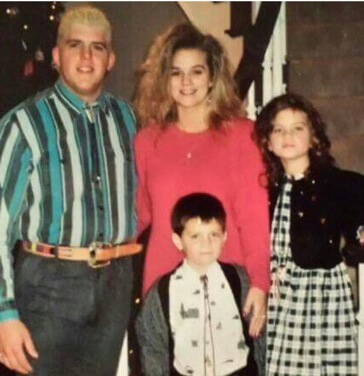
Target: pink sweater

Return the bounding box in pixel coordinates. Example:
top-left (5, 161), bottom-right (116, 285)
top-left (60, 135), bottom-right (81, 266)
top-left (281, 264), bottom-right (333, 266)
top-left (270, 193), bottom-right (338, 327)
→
top-left (135, 118), bottom-right (270, 293)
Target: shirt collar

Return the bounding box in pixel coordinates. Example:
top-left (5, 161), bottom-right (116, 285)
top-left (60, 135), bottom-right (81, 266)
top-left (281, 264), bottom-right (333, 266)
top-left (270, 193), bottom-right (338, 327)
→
top-left (182, 259), bottom-right (220, 281)
top-left (54, 79), bottom-right (109, 113)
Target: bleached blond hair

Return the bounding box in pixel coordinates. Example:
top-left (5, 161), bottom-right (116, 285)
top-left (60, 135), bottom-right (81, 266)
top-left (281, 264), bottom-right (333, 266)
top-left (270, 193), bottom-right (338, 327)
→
top-left (57, 5), bottom-right (112, 45)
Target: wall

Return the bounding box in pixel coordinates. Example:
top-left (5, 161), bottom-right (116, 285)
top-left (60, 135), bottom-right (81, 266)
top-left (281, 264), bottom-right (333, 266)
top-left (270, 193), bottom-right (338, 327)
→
top-left (178, 2), bottom-right (243, 72)
top-left (287, 2), bottom-right (364, 174)
top-left (93, 2), bottom-right (186, 101)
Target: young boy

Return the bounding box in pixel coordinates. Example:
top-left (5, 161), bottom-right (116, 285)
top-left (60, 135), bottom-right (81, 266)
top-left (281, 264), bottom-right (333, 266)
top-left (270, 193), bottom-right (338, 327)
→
top-left (136, 193), bottom-right (265, 376)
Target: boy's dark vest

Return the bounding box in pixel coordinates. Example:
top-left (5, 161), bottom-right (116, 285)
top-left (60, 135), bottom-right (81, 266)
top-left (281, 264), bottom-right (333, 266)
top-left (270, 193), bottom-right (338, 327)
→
top-left (157, 262), bottom-right (258, 376)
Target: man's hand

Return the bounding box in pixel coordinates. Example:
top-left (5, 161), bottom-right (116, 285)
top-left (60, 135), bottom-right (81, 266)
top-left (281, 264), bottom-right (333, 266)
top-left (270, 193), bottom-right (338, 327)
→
top-left (0, 319), bottom-right (38, 374)
top-left (243, 286), bottom-right (267, 338)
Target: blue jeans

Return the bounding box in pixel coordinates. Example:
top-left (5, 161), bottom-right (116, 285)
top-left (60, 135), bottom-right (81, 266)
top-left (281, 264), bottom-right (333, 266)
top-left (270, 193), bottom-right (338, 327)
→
top-left (14, 250), bottom-right (133, 376)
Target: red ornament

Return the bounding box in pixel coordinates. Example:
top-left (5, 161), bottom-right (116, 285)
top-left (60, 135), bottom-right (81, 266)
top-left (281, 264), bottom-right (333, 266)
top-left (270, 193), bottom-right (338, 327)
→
top-left (24, 60), bottom-right (34, 77)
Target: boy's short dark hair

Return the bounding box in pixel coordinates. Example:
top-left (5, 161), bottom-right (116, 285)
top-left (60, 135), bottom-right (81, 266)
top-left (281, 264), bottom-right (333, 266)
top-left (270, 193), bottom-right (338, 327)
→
top-left (171, 193), bottom-right (226, 235)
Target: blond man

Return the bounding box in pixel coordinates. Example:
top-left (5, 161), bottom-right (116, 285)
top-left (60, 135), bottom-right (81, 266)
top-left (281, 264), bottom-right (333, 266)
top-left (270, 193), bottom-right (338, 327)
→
top-left (0, 6), bottom-right (139, 375)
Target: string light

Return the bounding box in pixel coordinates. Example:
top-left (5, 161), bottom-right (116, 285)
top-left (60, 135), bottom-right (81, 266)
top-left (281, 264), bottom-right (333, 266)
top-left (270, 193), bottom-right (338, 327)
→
top-left (1, 1), bottom-right (65, 120)
top-left (6, 7), bottom-right (19, 17)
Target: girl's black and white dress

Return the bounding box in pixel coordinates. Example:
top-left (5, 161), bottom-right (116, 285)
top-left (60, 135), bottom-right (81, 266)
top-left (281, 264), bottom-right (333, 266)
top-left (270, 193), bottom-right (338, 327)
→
top-left (266, 168), bottom-right (363, 376)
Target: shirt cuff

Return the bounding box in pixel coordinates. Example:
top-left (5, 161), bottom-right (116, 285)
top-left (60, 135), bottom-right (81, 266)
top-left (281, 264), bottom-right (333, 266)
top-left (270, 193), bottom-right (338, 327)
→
top-left (0, 300), bottom-right (19, 323)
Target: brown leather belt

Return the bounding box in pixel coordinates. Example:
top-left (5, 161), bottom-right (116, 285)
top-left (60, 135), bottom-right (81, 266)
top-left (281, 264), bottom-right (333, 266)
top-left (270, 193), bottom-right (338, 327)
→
top-left (22, 240), bottom-right (142, 268)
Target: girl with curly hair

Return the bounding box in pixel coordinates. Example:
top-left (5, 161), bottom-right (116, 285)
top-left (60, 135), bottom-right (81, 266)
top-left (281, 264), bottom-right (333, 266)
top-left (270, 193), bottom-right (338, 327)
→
top-left (255, 93), bottom-right (363, 375)
top-left (134, 22), bottom-right (270, 341)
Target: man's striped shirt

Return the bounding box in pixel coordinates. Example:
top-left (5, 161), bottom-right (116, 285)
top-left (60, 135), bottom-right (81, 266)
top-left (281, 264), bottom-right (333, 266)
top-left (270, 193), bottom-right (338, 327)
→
top-left (0, 80), bottom-right (137, 321)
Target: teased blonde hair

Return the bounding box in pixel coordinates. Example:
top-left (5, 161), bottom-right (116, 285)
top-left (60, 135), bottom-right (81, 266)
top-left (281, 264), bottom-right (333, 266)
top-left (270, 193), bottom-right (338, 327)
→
top-left (57, 5), bottom-right (112, 45)
top-left (134, 22), bottom-right (245, 129)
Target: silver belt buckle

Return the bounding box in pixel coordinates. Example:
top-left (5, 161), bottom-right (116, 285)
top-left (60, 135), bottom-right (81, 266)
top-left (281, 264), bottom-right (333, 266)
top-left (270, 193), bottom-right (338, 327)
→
top-left (88, 242), bottom-right (110, 268)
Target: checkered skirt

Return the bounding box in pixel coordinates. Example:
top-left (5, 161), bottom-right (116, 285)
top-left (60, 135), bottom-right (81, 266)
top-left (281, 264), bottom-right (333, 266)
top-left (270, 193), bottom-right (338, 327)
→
top-left (267, 180), bottom-right (358, 376)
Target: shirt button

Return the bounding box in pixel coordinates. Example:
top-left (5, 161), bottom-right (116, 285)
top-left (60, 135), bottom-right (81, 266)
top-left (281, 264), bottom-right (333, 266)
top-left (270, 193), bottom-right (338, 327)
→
top-left (298, 211), bottom-right (304, 218)
top-left (93, 176), bottom-right (101, 184)
top-left (311, 195), bottom-right (317, 202)
top-left (320, 217), bottom-right (326, 224)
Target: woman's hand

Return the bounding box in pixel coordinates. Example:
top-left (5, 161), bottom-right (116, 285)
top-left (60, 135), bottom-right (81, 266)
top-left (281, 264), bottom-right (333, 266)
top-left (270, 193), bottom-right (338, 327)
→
top-left (243, 286), bottom-right (267, 338)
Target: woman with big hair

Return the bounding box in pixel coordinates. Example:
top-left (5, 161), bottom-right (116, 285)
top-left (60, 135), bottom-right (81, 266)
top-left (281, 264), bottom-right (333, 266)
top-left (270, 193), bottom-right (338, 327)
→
top-left (134, 22), bottom-right (270, 337)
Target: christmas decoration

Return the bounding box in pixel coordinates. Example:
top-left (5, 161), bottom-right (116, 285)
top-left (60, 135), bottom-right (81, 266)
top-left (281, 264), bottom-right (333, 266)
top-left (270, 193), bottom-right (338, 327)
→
top-left (0, 2), bottom-right (64, 117)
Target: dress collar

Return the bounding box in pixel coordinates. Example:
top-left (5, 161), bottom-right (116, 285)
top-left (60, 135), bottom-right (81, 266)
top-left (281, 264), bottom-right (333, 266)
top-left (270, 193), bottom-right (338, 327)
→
top-left (285, 172), bottom-right (305, 181)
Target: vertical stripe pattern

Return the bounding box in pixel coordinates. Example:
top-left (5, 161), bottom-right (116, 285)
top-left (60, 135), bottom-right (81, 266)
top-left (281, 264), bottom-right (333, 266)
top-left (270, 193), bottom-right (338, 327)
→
top-left (0, 81), bottom-right (136, 320)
